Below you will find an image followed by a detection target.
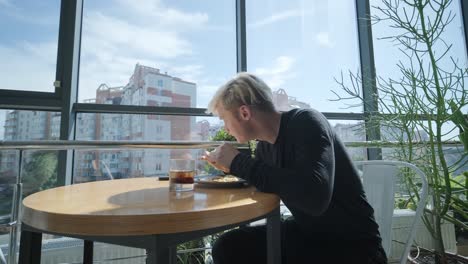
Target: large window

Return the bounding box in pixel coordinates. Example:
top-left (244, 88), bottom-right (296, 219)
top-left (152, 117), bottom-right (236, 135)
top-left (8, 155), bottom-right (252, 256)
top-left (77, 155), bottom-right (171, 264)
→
top-left (372, 0), bottom-right (467, 81)
top-left (0, 109), bottom-right (60, 262)
top-left (371, 0), bottom-right (467, 141)
top-left (246, 0), bottom-right (362, 113)
top-left (0, 1), bottom-right (60, 92)
top-left (0, 1), bottom-right (467, 262)
top-left (0, 109), bottom-right (60, 181)
top-left (74, 113), bottom-right (220, 183)
top-left (78, 0), bottom-right (236, 109)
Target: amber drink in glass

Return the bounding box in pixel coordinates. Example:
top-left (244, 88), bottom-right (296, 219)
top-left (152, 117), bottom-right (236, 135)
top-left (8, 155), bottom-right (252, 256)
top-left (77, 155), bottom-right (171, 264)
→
top-left (169, 159), bottom-right (195, 192)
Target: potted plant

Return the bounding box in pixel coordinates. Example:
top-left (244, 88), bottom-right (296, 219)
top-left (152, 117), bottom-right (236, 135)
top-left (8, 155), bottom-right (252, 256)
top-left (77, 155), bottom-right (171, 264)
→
top-left (334, 0), bottom-right (467, 263)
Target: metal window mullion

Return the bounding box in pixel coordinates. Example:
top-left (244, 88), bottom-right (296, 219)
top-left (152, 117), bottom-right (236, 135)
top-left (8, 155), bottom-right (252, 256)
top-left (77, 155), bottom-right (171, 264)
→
top-left (236, 0), bottom-right (247, 72)
top-left (74, 103), bottom-right (212, 117)
top-left (460, 0), bottom-right (468, 62)
top-left (7, 150), bottom-right (23, 264)
top-left (56, 0), bottom-right (83, 186)
top-left (0, 91), bottom-right (62, 111)
top-left (355, 0), bottom-right (382, 160)
top-left (74, 103), bottom-right (367, 120)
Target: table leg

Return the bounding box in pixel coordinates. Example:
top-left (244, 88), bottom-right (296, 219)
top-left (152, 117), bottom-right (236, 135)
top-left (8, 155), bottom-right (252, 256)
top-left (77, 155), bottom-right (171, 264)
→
top-left (18, 230), bottom-right (42, 264)
top-left (83, 240), bottom-right (93, 264)
top-left (266, 207), bottom-right (281, 264)
top-left (146, 237), bottom-right (177, 264)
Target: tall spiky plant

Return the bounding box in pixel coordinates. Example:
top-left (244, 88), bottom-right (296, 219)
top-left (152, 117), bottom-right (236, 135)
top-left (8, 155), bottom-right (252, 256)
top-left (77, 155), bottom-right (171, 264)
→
top-left (334, 0), bottom-right (467, 263)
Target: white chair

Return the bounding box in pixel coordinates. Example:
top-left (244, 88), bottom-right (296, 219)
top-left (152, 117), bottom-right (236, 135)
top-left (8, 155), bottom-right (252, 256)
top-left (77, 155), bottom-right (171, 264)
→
top-left (354, 160), bottom-right (428, 264)
top-left (0, 248), bottom-right (5, 264)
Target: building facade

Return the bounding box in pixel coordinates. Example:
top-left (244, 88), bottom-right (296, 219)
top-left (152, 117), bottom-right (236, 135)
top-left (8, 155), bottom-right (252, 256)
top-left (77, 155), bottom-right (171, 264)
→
top-left (74, 64), bottom-right (197, 182)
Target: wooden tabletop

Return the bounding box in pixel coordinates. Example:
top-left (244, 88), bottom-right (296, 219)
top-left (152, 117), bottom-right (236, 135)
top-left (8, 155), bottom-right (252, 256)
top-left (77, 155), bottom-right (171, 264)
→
top-left (22, 178), bottom-right (279, 236)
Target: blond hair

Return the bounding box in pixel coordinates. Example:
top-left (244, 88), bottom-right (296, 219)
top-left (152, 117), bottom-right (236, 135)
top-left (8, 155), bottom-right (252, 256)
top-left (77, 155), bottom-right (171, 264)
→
top-left (207, 73), bottom-right (276, 115)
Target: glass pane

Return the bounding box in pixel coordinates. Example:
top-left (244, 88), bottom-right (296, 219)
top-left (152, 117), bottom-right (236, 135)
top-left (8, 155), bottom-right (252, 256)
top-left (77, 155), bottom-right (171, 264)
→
top-left (74, 113), bottom-right (224, 183)
top-left (0, 1), bottom-right (60, 92)
top-left (0, 110), bottom-right (61, 141)
top-left (330, 119), bottom-right (367, 161)
top-left (78, 0), bottom-right (236, 108)
top-left (371, 0), bottom-right (467, 114)
top-left (246, 0), bottom-right (362, 113)
top-left (0, 183), bottom-right (13, 219)
top-left (0, 110), bottom-right (61, 263)
top-left (0, 110), bottom-right (61, 184)
top-left (0, 109), bottom-right (61, 220)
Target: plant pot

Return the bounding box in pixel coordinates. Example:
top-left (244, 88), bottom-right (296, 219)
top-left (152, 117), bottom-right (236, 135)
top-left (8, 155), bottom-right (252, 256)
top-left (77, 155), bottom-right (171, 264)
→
top-left (408, 247), bottom-right (468, 264)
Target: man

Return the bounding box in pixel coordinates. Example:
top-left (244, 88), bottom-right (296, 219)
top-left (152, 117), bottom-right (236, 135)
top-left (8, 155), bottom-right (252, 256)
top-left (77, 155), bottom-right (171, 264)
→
top-left (202, 73), bottom-right (387, 264)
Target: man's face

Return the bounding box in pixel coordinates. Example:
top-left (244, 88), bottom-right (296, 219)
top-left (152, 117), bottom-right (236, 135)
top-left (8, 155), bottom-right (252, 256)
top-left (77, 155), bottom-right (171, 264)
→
top-left (217, 104), bottom-right (251, 143)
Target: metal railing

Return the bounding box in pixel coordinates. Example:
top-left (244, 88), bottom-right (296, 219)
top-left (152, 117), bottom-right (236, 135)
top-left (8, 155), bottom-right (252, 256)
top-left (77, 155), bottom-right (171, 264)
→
top-left (0, 140), bottom-right (227, 264)
top-left (0, 139), bottom-right (463, 263)
top-left (0, 139), bottom-right (463, 151)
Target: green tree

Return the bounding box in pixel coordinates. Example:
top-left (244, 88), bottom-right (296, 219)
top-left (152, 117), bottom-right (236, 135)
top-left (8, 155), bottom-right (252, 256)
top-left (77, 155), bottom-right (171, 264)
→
top-left (22, 151), bottom-right (58, 196)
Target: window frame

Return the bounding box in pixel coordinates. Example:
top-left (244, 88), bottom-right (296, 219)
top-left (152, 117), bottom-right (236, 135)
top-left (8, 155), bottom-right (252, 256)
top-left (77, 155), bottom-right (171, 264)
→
top-left (0, 0), bottom-right (466, 186)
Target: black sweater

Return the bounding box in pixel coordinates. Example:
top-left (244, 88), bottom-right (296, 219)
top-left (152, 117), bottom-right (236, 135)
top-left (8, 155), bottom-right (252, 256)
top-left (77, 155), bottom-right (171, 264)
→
top-left (230, 108), bottom-right (381, 241)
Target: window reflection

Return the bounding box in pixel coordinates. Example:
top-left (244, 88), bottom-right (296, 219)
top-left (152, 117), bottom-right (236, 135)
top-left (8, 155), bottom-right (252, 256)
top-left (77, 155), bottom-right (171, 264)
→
top-left (79, 0), bottom-right (236, 109)
top-left (247, 0), bottom-right (361, 113)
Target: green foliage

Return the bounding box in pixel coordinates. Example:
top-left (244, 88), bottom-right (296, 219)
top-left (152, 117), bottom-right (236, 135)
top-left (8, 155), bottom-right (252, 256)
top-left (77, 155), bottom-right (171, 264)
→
top-left (22, 151), bottom-right (58, 196)
top-left (334, 0), bottom-right (468, 261)
top-left (248, 140), bottom-right (257, 158)
top-left (395, 197), bottom-right (417, 211)
top-left (202, 128), bottom-right (257, 175)
top-left (176, 239), bottom-right (206, 264)
top-left (449, 101), bottom-right (468, 132)
top-left (211, 128), bottom-right (236, 142)
top-left (449, 100), bottom-right (468, 151)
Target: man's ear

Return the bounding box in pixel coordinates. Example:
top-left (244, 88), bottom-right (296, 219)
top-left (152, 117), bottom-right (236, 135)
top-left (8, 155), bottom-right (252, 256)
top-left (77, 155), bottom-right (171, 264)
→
top-left (238, 105), bottom-right (251, 120)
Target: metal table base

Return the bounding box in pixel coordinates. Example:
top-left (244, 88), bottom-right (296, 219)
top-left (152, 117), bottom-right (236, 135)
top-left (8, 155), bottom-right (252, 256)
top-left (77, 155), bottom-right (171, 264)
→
top-left (18, 207), bottom-right (281, 264)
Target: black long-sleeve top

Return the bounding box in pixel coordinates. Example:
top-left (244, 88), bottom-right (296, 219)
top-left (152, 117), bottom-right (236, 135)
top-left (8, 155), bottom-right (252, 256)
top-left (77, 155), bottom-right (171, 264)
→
top-left (230, 108), bottom-right (381, 241)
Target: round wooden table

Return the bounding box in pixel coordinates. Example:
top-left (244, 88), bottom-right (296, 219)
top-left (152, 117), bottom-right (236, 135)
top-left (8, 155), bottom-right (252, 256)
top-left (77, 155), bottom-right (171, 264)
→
top-left (19, 178), bottom-right (281, 264)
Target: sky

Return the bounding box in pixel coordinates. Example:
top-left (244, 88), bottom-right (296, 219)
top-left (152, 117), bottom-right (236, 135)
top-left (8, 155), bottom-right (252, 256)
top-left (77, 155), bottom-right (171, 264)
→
top-left (0, 0), bottom-right (362, 110)
top-left (0, 0), bottom-right (466, 138)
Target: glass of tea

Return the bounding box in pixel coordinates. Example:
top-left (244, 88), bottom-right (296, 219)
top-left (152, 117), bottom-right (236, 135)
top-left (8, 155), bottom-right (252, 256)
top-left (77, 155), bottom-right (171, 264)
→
top-left (169, 159), bottom-right (195, 192)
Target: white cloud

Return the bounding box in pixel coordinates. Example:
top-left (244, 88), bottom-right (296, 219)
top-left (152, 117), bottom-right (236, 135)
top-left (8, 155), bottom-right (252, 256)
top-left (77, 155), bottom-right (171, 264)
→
top-left (75, 0), bottom-right (212, 101)
top-left (248, 9), bottom-right (305, 28)
top-left (198, 84), bottom-right (218, 97)
top-left (167, 64), bottom-right (204, 84)
top-left (115, 0), bottom-right (208, 30)
top-left (0, 1), bottom-right (57, 26)
top-left (1, 1), bottom-right (213, 103)
top-left (197, 84), bottom-right (218, 108)
top-left (78, 8), bottom-right (201, 101)
top-left (0, 43), bottom-right (56, 92)
top-left (157, 8), bottom-right (209, 29)
top-left (254, 56), bottom-right (296, 89)
top-left (315, 32), bottom-right (333, 47)
top-left (79, 55), bottom-right (160, 101)
top-left (21, 41), bottom-right (57, 65)
top-left (0, 0), bottom-right (11, 7)
top-left (116, 0), bottom-right (161, 14)
top-left (84, 12), bottom-right (192, 59)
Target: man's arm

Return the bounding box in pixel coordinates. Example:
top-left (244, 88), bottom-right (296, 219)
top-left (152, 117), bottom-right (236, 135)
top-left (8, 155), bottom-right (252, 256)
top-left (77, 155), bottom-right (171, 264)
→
top-left (230, 111), bottom-right (335, 216)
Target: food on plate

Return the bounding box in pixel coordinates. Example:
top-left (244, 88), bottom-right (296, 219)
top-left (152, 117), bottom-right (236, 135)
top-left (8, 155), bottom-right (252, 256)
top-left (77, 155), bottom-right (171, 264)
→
top-left (210, 175), bottom-right (240, 182)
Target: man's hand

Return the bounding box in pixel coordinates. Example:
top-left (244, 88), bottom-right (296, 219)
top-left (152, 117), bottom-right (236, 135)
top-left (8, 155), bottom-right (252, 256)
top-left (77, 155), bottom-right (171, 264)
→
top-left (201, 143), bottom-right (240, 173)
